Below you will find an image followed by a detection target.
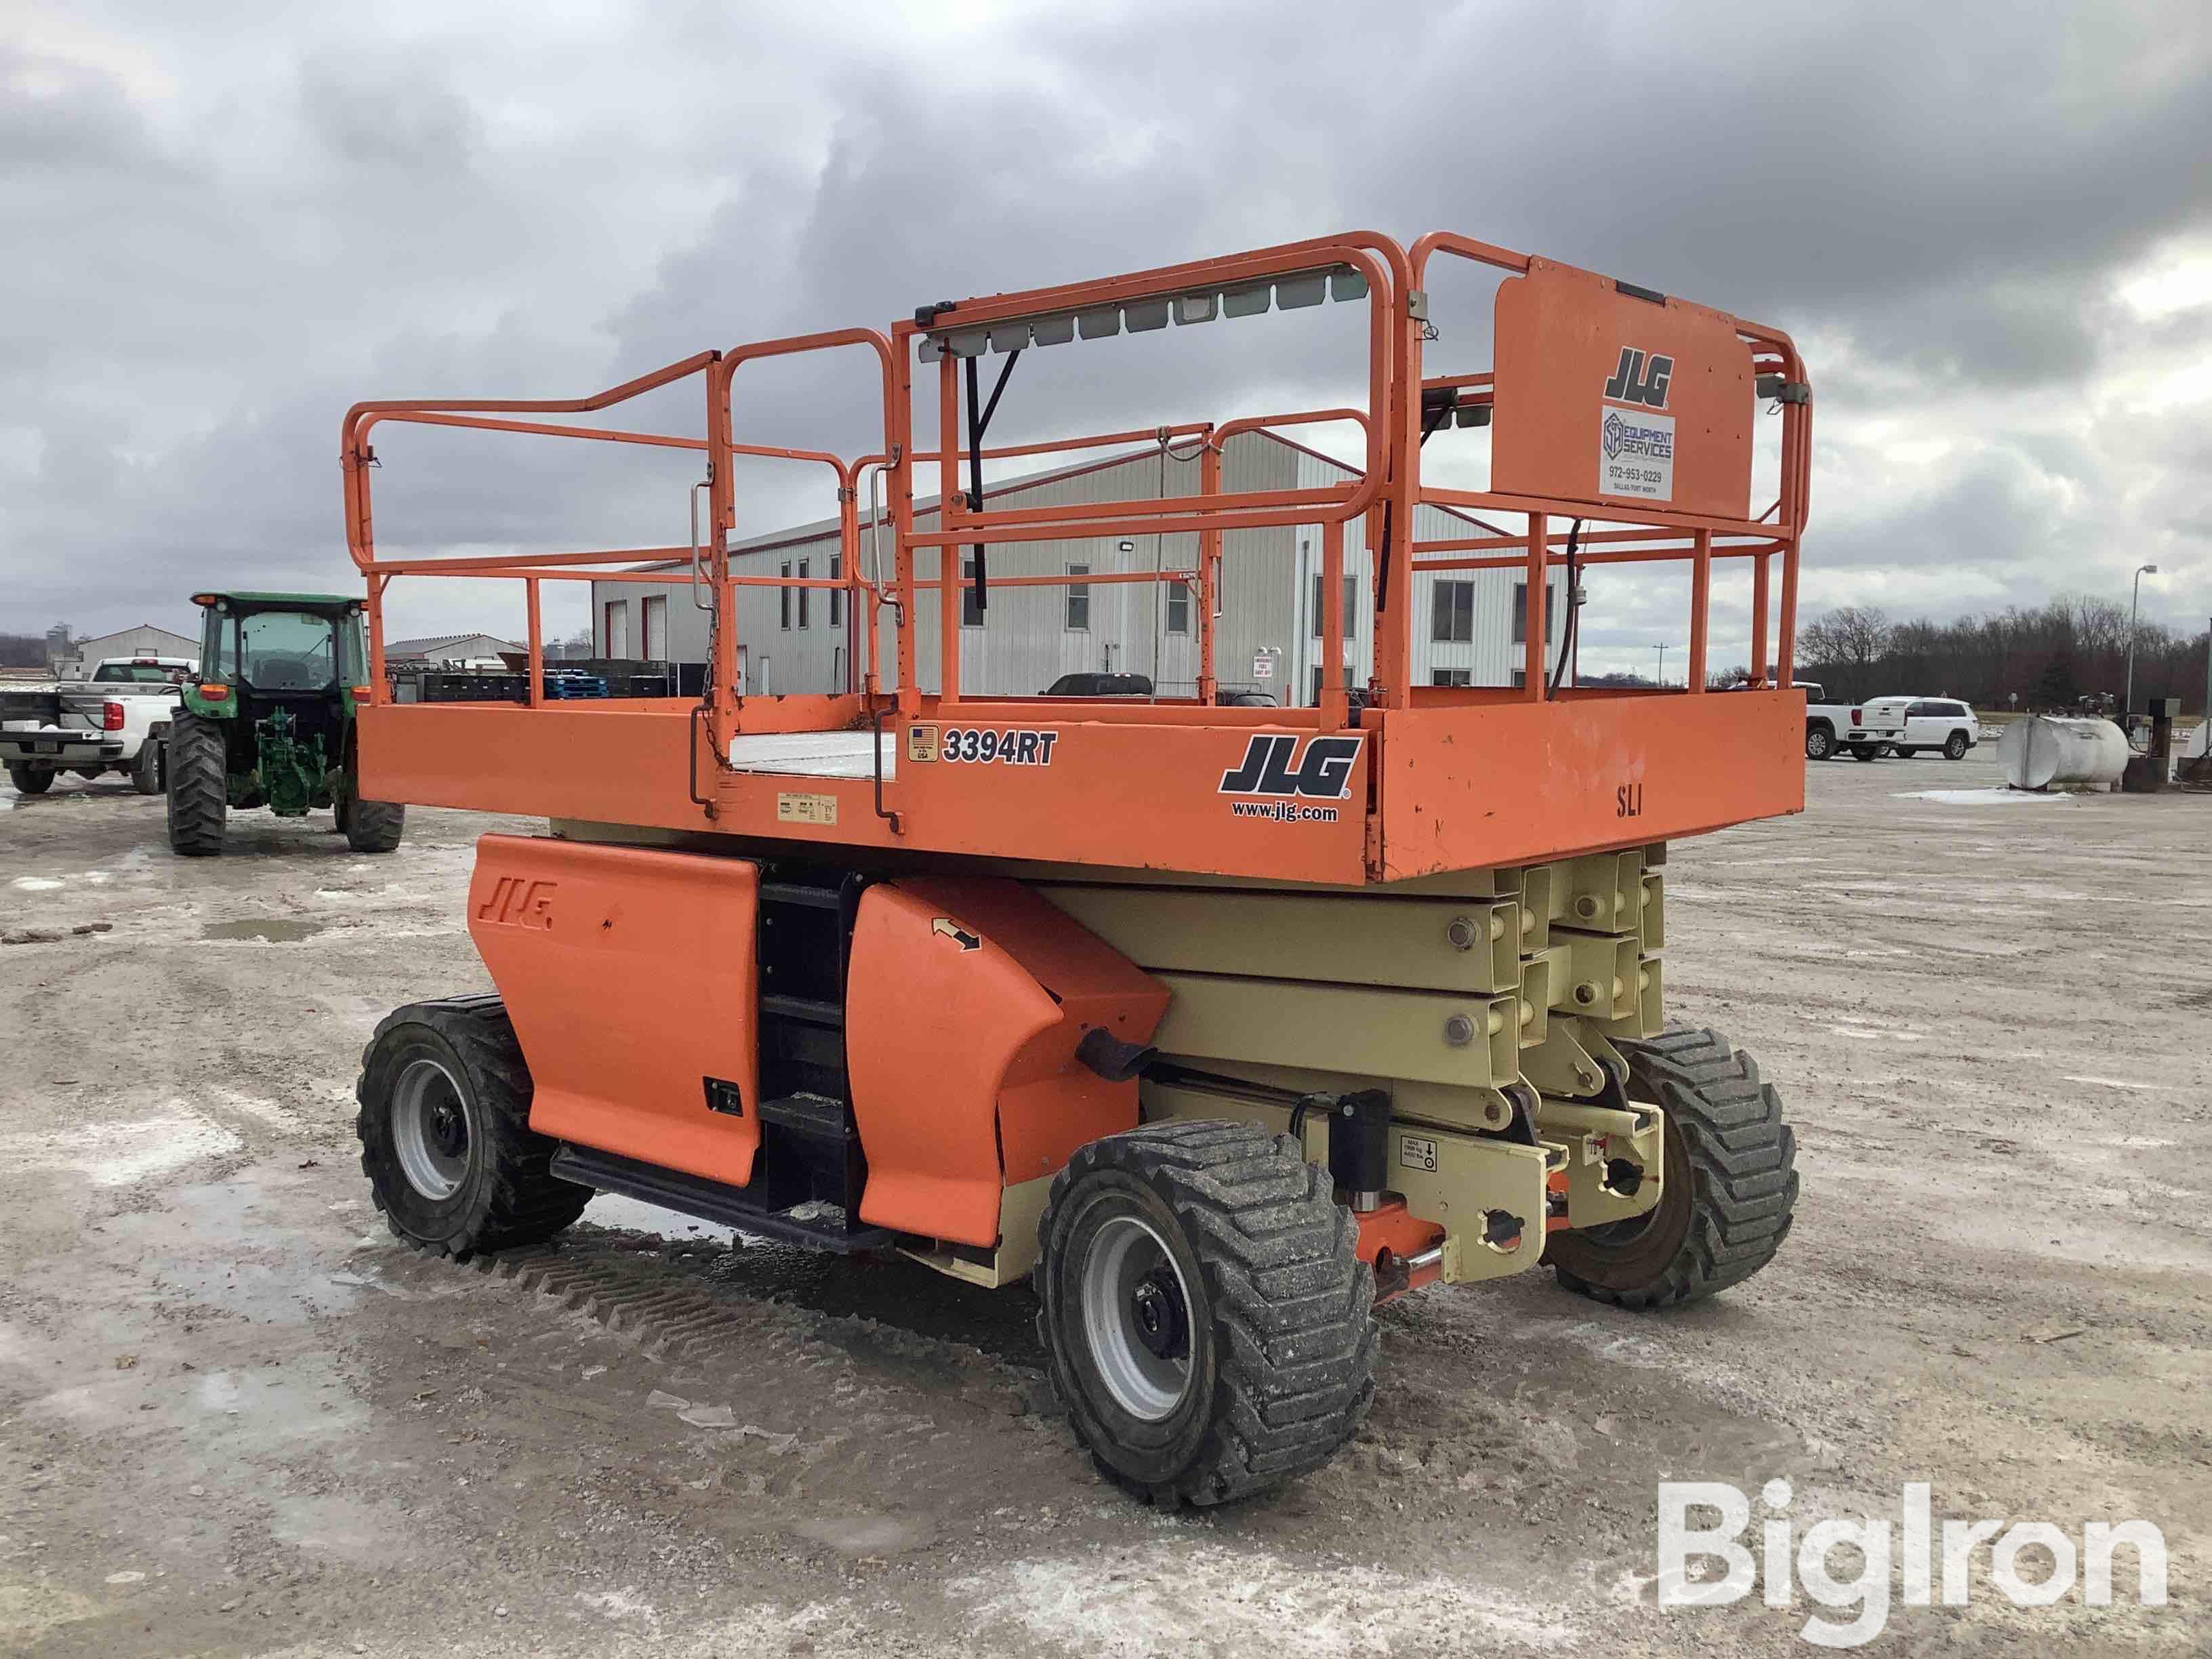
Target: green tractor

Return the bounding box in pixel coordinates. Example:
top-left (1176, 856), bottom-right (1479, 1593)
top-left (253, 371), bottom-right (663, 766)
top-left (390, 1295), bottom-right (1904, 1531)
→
top-left (166, 592), bottom-right (405, 857)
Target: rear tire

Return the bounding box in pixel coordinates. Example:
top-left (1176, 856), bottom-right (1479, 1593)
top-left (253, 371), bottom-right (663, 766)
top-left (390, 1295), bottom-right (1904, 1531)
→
top-left (355, 995), bottom-right (589, 1260)
top-left (345, 796), bottom-right (405, 853)
top-left (1848, 745), bottom-right (1879, 761)
top-left (8, 764), bottom-right (54, 796)
top-left (1036, 1120), bottom-right (1376, 1507)
top-left (165, 713), bottom-right (228, 857)
top-left (131, 739), bottom-right (163, 795)
top-left (1547, 1027), bottom-right (1798, 1309)
top-left (1804, 725), bottom-right (1834, 760)
top-left (1893, 747), bottom-right (1918, 759)
top-left (1944, 731), bottom-right (1970, 760)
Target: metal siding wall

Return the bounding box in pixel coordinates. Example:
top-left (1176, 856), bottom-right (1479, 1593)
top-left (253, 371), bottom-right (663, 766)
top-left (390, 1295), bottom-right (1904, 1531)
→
top-left (586, 433), bottom-right (1563, 699)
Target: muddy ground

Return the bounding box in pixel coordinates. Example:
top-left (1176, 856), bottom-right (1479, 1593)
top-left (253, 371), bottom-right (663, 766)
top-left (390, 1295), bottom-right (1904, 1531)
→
top-left (1, 754), bottom-right (2206, 1656)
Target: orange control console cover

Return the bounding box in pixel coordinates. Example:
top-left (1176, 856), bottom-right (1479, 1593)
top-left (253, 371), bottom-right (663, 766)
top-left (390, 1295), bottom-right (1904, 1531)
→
top-left (844, 876), bottom-right (1168, 1248)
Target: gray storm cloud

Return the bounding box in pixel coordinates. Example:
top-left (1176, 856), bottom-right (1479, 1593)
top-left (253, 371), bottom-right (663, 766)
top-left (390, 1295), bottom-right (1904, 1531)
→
top-left (3, 0), bottom-right (2207, 655)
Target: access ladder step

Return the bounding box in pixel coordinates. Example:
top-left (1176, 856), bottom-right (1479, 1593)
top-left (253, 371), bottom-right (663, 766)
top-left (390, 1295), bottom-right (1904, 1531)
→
top-left (549, 1145), bottom-right (894, 1254)
top-left (759, 993), bottom-right (844, 1028)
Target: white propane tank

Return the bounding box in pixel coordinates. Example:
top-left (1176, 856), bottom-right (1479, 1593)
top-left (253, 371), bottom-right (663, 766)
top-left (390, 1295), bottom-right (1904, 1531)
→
top-left (1998, 715), bottom-right (2129, 790)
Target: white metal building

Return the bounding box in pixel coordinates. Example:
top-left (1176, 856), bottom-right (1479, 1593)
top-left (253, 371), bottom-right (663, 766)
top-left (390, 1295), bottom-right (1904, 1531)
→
top-left (62, 623), bottom-right (199, 676)
top-left (382, 632), bottom-right (524, 669)
top-left (592, 431), bottom-right (1563, 702)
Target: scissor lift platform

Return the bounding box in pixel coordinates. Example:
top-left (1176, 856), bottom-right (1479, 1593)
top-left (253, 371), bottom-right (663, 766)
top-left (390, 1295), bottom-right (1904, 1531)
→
top-left (340, 226), bottom-right (1811, 1508)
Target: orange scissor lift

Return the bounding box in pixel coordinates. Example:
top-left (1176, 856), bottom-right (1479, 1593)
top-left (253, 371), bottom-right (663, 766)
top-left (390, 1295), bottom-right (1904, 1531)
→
top-left (345, 229), bottom-right (1809, 1504)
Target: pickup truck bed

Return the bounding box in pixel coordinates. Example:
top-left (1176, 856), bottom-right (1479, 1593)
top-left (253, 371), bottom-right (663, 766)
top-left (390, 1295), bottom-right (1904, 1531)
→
top-left (1, 676), bottom-right (178, 794)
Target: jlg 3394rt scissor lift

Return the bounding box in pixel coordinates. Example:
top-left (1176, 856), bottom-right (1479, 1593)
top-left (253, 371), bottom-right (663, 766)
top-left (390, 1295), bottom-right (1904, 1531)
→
top-left (344, 229), bottom-right (1808, 1505)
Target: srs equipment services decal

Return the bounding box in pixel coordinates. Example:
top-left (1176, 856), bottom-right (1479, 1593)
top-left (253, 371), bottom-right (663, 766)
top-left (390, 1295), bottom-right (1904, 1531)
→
top-left (1599, 345), bottom-right (1676, 501)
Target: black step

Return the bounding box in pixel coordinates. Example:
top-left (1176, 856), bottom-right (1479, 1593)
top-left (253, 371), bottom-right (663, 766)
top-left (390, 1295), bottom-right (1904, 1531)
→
top-left (760, 880), bottom-right (844, 910)
top-left (756, 1092), bottom-right (853, 1141)
top-left (760, 993), bottom-right (844, 1028)
top-left (550, 1145), bottom-right (894, 1253)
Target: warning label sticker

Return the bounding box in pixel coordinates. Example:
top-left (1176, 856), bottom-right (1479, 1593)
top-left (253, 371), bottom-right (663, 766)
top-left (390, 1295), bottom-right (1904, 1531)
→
top-left (1599, 407), bottom-right (1675, 501)
top-left (775, 792), bottom-right (838, 826)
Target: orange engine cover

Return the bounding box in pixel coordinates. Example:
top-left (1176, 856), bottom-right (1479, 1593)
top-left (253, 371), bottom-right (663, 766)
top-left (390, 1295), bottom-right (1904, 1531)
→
top-left (466, 834), bottom-right (760, 1188)
top-left (844, 876), bottom-right (1168, 1248)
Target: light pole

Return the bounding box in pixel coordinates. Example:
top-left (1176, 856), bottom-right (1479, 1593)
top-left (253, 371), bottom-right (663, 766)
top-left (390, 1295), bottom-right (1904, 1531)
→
top-left (2126, 563), bottom-right (2159, 714)
top-left (1653, 642), bottom-right (1671, 687)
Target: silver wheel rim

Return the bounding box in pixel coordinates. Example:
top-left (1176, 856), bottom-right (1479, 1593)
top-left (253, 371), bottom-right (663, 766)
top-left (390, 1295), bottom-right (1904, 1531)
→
top-left (391, 1057), bottom-right (472, 1200)
top-left (1080, 1214), bottom-right (1195, 1420)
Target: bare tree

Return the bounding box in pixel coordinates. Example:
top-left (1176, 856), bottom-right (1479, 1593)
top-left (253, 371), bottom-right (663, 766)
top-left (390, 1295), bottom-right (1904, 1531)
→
top-left (1796, 606), bottom-right (1892, 700)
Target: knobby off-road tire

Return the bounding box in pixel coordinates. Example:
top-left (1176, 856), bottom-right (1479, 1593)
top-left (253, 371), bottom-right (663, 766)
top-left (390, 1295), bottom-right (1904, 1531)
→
top-left (355, 994), bottom-right (590, 1260)
top-left (8, 764), bottom-right (54, 796)
top-left (1036, 1119), bottom-right (1376, 1508)
top-left (345, 796), bottom-right (405, 853)
top-left (165, 713), bottom-right (228, 857)
top-left (131, 737), bottom-right (164, 795)
top-left (1547, 1027), bottom-right (1798, 1310)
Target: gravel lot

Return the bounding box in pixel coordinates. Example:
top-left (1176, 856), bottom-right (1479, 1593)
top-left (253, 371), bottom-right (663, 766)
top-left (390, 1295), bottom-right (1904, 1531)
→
top-left (1, 754), bottom-right (2206, 1656)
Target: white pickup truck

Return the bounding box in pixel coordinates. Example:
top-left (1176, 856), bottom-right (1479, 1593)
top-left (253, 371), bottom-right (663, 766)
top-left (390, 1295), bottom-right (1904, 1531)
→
top-left (0, 656), bottom-right (192, 796)
top-left (1795, 682), bottom-right (1908, 761)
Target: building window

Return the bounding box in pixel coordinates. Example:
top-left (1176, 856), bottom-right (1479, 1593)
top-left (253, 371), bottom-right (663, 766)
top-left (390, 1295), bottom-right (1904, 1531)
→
top-left (1431, 668), bottom-right (1472, 687)
top-left (779, 563), bottom-right (792, 631)
top-left (1166, 578), bottom-right (1189, 636)
top-left (798, 558), bottom-right (811, 630)
top-left (1311, 573), bottom-right (1357, 638)
top-left (1066, 563), bottom-right (1090, 632)
top-left (829, 554), bottom-right (843, 628)
top-left (1511, 668), bottom-right (1527, 689)
top-left (603, 600), bottom-right (630, 658)
top-left (962, 557), bottom-right (983, 628)
top-left (642, 595), bottom-right (668, 661)
top-left (1511, 581), bottom-right (1555, 646)
top-left (1431, 581), bottom-right (1474, 644)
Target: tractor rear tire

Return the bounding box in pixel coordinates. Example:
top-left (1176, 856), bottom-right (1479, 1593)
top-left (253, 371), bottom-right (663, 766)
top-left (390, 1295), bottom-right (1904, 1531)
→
top-left (8, 764), bottom-right (54, 796)
top-left (165, 714), bottom-right (228, 857)
top-left (131, 739), bottom-right (163, 795)
top-left (1546, 1027), bottom-right (1798, 1310)
top-left (345, 798), bottom-right (405, 853)
top-left (355, 994), bottom-right (590, 1261)
top-left (1036, 1119), bottom-right (1376, 1508)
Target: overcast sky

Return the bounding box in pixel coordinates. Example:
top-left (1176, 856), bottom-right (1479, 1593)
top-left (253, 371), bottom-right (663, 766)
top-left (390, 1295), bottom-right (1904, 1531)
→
top-left (5, 0), bottom-right (2208, 678)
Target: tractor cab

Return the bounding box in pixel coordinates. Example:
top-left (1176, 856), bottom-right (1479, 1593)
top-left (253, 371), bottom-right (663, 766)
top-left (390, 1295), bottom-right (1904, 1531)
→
top-left (167, 592), bottom-right (401, 855)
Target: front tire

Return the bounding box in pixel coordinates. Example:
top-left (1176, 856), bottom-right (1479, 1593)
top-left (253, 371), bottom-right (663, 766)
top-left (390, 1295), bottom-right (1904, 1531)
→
top-left (355, 995), bottom-right (589, 1260)
top-left (1546, 1027), bottom-right (1798, 1309)
top-left (7, 764), bottom-right (54, 796)
top-left (345, 796), bottom-right (405, 853)
top-left (1036, 1120), bottom-right (1376, 1507)
top-left (1893, 747), bottom-right (1917, 759)
top-left (165, 713), bottom-right (228, 856)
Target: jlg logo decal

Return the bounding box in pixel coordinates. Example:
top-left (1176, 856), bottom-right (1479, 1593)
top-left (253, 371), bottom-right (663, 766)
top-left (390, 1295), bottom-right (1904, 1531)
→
top-left (476, 876), bottom-right (556, 930)
top-left (1218, 734), bottom-right (1362, 800)
top-left (1601, 346), bottom-right (1673, 409)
